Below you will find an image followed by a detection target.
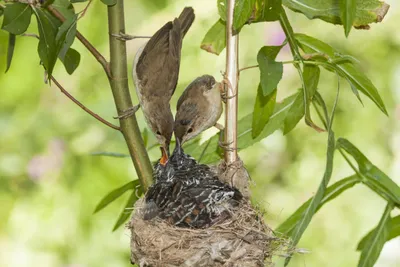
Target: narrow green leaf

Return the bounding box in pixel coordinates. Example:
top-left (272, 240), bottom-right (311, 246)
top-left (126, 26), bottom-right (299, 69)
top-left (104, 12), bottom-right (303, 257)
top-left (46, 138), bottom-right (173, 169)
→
top-left (0, 7), bottom-right (4, 17)
top-left (101, 0), bottom-right (117, 6)
top-left (56, 14), bottom-right (79, 74)
top-left (113, 189), bottom-right (141, 231)
top-left (257, 46), bottom-right (283, 96)
top-left (276, 175), bottom-right (360, 235)
top-left (1, 3), bottom-right (32, 35)
top-left (337, 138), bottom-right (400, 205)
top-left (283, 90), bottom-right (304, 134)
top-left (283, 0), bottom-right (389, 28)
top-left (252, 86), bottom-right (277, 138)
top-left (279, 7), bottom-right (302, 60)
top-left (302, 64), bottom-right (323, 132)
top-left (357, 203), bottom-right (393, 267)
top-left (91, 151), bottom-right (131, 158)
top-left (200, 20), bottom-right (226, 55)
top-left (94, 180), bottom-right (139, 213)
top-left (32, 7), bottom-right (58, 78)
top-left (71, 0), bottom-right (88, 2)
top-left (142, 128), bottom-right (149, 148)
top-left (184, 94), bottom-right (298, 163)
top-left (296, 34), bottom-right (387, 115)
top-left (284, 82), bottom-right (339, 266)
top-left (233, 0), bottom-right (256, 33)
top-left (340, 0), bottom-right (356, 36)
top-left (358, 215), bottom-right (400, 251)
top-left (5, 33), bottom-right (16, 73)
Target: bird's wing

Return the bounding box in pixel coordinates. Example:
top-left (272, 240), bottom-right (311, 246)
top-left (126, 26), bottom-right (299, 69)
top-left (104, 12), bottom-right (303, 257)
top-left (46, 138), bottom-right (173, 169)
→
top-left (178, 7), bottom-right (195, 38)
top-left (136, 8), bottom-right (194, 99)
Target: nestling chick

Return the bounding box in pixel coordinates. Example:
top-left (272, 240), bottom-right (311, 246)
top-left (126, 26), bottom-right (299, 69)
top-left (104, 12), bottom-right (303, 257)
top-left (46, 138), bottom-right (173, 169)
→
top-left (174, 75), bottom-right (223, 145)
top-left (133, 7), bottom-right (195, 163)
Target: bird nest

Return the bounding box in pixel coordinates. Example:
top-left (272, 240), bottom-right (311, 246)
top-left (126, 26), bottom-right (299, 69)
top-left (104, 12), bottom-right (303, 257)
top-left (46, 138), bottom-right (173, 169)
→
top-left (129, 198), bottom-right (288, 267)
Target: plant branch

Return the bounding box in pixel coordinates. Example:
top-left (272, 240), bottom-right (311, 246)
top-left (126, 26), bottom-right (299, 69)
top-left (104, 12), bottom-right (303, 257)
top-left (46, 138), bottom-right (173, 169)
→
top-left (224, 0), bottom-right (239, 164)
top-left (46, 5), bottom-right (111, 78)
top-left (50, 76), bottom-right (120, 131)
top-left (107, 0), bottom-right (153, 191)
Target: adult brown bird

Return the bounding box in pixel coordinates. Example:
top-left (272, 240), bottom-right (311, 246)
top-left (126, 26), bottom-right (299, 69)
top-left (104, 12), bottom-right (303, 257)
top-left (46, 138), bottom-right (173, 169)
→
top-left (119, 7), bottom-right (195, 165)
top-left (174, 75), bottom-right (224, 148)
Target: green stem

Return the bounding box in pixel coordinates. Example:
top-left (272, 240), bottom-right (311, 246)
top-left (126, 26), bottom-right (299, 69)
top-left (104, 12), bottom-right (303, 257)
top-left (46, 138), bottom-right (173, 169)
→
top-left (107, 0), bottom-right (153, 191)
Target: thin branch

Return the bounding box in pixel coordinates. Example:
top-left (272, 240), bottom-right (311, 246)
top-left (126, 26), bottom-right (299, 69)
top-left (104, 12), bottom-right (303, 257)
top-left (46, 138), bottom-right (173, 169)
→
top-left (50, 76), bottom-right (120, 131)
top-left (78, 0), bottom-right (93, 20)
top-left (224, 0), bottom-right (239, 164)
top-left (21, 33), bottom-right (39, 39)
top-left (46, 5), bottom-right (111, 78)
top-left (238, 64), bottom-right (258, 73)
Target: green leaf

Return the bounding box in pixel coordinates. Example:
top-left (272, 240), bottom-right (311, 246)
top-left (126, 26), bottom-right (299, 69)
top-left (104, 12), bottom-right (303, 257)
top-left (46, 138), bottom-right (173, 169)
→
top-left (71, 0), bottom-right (88, 2)
top-left (94, 180), bottom-right (139, 213)
top-left (233, 0), bottom-right (256, 33)
top-left (48, 0), bottom-right (75, 24)
top-left (253, 0), bottom-right (282, 22)
top-left (357, 215), bottom-right (400, 251)
top-left (252, 86), bottom-right (276, 138)
top-left (200, 19), bottom-right (226, 55)
top-left (0, 7), bottom-right (4, 17)
top-left (32, 7), bottom-right (58, 78)
top-left (1, 3), bottom-right (32, 35)
top-left (91, 151), bottom-right (131, 158)
top-left (142, 128), bottom-right (149, 148)
top-left (296, 34), bottom-right (387, 115)
top-left (357, 203), bottom-right (393, 267)
top-left (219, 0), bottom-right (282, 24)
top-left (283, 0), bottom-right (389, 28)
top-left (283, 90), bottom-right (304, 134)
top-left (302, 64), bottom-right (324, 132)
top-left (5, 33), bottom-right (16, 73)
top-left (101, 0), bottom-right (117, 6)
top-left (340, 0), bottom-right (356, 37)
top-left (257, 46), bottom-right (283, 96)
top-left (284, 84), bottom-right (339, 266)
top-left (61, 48), bottom-right (80, 74)
top-left (184, 94), bottom-right (298, 164)
top-left (56, 14), bottom-right (79, 74)
top-left (276, 175), bottom-right (360, 235)
top-left (337, 138), bottom-right (400, 205)
top-left (113, 189), bottom-right (142, 231)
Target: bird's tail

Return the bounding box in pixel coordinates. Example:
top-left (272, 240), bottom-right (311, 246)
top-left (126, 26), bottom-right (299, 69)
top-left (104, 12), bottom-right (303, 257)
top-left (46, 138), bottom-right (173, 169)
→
top-left (178, 7), bottom-right (195, 38)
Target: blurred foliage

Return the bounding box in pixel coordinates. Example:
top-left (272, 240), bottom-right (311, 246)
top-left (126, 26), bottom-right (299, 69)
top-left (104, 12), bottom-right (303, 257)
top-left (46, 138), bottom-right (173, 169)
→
top-left (0, 0), bottom-right (400, 267)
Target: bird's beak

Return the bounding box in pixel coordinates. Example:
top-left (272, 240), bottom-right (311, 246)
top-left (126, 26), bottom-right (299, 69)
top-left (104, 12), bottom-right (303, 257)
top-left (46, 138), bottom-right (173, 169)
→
top-left (159, 146), bottom-right (169, 166)
top-left (174, 138), bottom-right (183, 155)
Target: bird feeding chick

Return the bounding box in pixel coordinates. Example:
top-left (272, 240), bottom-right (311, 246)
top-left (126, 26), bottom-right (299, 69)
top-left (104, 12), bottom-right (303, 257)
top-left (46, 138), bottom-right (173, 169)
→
top-left (130, 7), bottom-right (195, 164)
top-left (143, 145), bottom-right (242, 228)
top-left (174, 75), bottom-right (224, 145)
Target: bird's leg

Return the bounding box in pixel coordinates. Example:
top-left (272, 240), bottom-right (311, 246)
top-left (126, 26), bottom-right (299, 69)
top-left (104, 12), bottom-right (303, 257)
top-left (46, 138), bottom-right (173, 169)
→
top-left (111, 31), bottom-right (151, 41)
top-left (114, 104), bottom-right (140, 119)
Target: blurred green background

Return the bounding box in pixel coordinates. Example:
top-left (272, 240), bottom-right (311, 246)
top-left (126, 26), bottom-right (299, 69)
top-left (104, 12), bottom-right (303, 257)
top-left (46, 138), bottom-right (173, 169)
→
top-left (1, 0), bottom-right (399, 266)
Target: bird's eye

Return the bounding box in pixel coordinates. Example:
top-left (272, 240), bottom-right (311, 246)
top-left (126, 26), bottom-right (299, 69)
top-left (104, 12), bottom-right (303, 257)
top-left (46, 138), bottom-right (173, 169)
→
top-left (156, 131), bottom-right (161, 135)
top-left (187, 128), bottom-right (193, 133)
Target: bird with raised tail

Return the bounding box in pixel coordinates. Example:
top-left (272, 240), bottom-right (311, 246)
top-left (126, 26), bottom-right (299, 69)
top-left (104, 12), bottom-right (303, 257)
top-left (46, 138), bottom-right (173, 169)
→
top-left (122, 7), bottom-right (195, 165)
top-left (174, 75), bottom-right (224, 147)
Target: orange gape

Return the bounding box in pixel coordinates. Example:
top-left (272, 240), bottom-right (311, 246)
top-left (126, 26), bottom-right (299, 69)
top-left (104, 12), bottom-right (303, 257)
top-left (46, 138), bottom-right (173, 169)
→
top-left (159, 147), bottom-right (169, 166)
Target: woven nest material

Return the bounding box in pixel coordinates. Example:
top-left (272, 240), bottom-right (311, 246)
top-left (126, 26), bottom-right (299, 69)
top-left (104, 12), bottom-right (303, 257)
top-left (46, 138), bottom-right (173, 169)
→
top-left (129, 198), bottom-right (287, 267)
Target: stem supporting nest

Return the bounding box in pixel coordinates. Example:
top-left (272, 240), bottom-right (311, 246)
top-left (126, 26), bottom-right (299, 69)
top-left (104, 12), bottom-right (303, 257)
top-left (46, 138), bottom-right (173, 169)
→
top-left (224, 0), bottom-right (239, 164)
